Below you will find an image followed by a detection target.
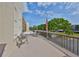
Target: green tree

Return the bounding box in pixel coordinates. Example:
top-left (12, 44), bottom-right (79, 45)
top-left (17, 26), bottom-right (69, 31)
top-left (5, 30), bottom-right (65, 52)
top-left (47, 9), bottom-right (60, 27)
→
top-left (32, 25), bottom-right (37, 30)
top-left (38, 24), bottom-right (45, 30)
top-left (48, 18), bottom-right (73, 35)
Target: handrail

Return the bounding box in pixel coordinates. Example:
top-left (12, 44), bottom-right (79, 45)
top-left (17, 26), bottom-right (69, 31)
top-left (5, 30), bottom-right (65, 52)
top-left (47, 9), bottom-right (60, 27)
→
top-left (36, 30), bottom-right (79, 39)
top-left (36, 30), bottom-right (79, 56)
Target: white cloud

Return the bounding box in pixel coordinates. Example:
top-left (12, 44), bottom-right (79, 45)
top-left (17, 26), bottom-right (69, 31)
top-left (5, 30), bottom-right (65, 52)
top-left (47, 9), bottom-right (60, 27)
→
top-left (34, 9), bottom-right (54, 17)
top-left (23, 3), bottom-right (32, 13)
top-left (35, 9), bottom-right (46, 16)
top-left (72, 8), bottom-right (79, 15)
top-left (37, 2), bottom-right (53, 8)
top-left (34, 9), bottom-right (64, 19)
top-left (37, 2), bottom-right (58, 8)
top-left (28, 2), bottom-right (34, 5)
top-left (46, 11), bottom-right (54, 17)
top-left (64, 2), bottom-right (79, 10)
top-left (61, 2), bottom-right (79, 15)
top-left (64, 2), bottom-right (73, 9)
top-left (59, 5), bottom-right (63, 9)
top-left (52, 3), bottom-right (57, 6)
top-left (46, 11), bottom-right (53, 14)
top-left (61, 2), bottom-right (75, 10)
top-left (68, 3), bottom-right (79, 15)
top-left (23, 2), bottom-right (55, 16)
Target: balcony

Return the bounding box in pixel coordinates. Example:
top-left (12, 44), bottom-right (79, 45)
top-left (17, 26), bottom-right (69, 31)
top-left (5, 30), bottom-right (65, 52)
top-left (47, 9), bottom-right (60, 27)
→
top-left (1, 31), bottom-right (78, 57)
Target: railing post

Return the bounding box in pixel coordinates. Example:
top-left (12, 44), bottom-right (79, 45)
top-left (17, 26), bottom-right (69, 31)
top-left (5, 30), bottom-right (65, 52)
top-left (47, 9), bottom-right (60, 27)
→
top-left (37, 30), bottom-right (79, 56)
top-left (63, 36), bottom-right (64, 48)
top-left (77, 39), bottom-right (79, 55)
top-left (73, 38), bottom-right (74, 53)
top-left (68, 37), bottom-right (70, 50)
top-left (64, 35), bottom-right (65, 48)
top-left (46, 31), bottom-right (48, 39)
top-left (66, 36), bottom-right (68, 49)
top-left (69, 38), bottom-right (71, 51)
top-left (61, 35), bottom-right (63, 47)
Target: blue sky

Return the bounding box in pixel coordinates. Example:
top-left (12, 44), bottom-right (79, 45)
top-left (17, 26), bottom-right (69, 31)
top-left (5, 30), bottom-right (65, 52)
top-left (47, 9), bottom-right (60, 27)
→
top-left (23, 2), bottom-right (79, 27)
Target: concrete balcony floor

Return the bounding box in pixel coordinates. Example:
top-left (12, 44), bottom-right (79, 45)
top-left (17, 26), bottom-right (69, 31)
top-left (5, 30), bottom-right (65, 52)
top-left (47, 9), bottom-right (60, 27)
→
top-left (2, 35), bottom-right (74, 57)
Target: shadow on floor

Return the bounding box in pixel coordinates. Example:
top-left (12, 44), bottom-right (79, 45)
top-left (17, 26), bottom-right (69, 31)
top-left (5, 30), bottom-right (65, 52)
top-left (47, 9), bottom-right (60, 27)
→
top-left (0, 43), bottom-right (6, 57)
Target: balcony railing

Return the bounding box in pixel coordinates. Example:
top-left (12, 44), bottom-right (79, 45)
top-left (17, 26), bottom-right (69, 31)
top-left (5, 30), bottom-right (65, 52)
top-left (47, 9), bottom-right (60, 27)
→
top-left (36, 30), bottom-right (79, 56)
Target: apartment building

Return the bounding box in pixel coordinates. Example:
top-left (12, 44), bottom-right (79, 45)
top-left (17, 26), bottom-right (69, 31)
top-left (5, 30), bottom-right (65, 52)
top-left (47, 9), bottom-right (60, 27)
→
top-left (72, 25), bottom-right (79, 33)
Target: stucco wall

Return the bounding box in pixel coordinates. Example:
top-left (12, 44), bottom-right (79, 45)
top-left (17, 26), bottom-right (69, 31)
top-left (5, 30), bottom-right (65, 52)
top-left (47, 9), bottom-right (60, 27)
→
top-left (0, 3), bottom-right (24, 43)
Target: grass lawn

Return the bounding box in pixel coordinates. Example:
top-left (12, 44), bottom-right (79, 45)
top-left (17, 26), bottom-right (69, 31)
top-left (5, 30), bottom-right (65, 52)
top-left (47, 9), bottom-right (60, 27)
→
top-left (73, 33), bottom-right (79, 37)
top-left (55, 32), bottom-right (79, 37)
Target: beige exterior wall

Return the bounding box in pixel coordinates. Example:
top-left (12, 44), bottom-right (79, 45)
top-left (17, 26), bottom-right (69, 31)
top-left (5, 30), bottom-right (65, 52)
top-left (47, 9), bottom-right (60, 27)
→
top-left (26, 22), bottom-right (29, 32)
top-left (14, 3), bottom-right (24, 37)
top-left (0, 3), bottom-right (14, 43)
top-left (0, 3), bottom-right (24, 43)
